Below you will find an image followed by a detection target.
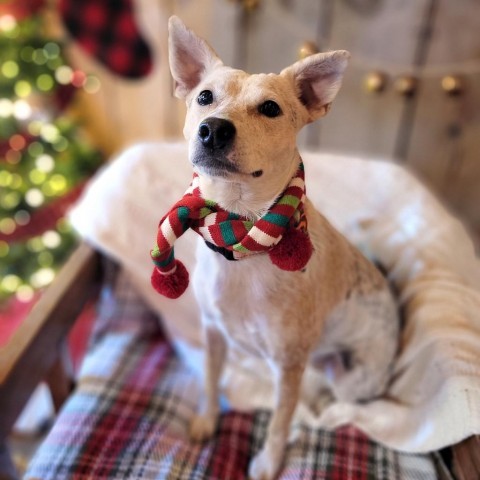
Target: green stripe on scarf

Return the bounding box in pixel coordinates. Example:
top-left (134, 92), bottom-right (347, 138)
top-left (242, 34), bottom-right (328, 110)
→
top-left (199, 207), bottom-right (212, 218)
top-left (233, 243), bottom-right (250, 253)
top-left (153, 249), bottom-right (175, 268)
top-left (278, 195), bottom-right (300, 208)
top-left (177, 206), bottom-right (190, 227)
top-left (220, 221), bottom-right (237, 245)
top-left (263, 212), bottom-right (290, 228)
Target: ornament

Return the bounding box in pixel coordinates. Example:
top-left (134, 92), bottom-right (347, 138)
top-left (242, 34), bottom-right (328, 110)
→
top-left (298, 41), bottom-right (319, 60)
top-left (364, 71), bottom-right (388, 93)
top-left (441, 75), bottom-right (464, 96)
top-left (394, 74), bottom-right (418, 97)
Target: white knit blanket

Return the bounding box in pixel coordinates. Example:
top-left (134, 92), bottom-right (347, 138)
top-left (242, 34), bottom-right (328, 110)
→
top-left (70, 142), bottom-right (480, 453)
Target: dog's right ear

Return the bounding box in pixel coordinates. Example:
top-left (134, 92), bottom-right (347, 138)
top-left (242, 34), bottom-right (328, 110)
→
top-left (168, 16), bottom-right (223, 99)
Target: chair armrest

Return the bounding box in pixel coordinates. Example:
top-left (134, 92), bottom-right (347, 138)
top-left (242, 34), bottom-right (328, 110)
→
top-left (452, 435), bottom-right (480, 480)
top-left (0, 242), bottom-right (101, 440)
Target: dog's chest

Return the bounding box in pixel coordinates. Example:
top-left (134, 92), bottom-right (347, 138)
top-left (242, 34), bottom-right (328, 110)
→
top-left (193, 240), bottom-right (289, 356)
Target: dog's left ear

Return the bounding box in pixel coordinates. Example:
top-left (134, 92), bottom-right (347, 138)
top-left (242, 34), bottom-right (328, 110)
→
top-left (281, 50), bottom-right (350, 123)
top-left (168, 16), bottom-right (223, 99)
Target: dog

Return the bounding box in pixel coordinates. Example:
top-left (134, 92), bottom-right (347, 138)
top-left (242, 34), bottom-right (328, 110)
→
top-left (158, 16), bottom-right (399, 480)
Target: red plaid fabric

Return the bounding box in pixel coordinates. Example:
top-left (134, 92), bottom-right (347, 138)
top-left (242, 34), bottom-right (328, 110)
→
top-left (25, 273), bottom-right (446, 480)
top-left (59, 0), bottom-right (153, 79)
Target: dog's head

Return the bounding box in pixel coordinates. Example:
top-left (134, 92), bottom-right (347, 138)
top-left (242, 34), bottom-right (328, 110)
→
top-left (168, 16), bottom-right (349, 215)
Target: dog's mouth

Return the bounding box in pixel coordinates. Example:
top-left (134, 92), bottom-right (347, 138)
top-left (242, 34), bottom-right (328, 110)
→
top-left (192, 152), bottom-right (263, 179)
top-left (192, 152), bottom-right (239, 178)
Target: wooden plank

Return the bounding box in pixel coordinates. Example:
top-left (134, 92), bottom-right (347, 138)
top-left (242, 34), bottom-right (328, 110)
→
top-left (0, 442), bottom-right (17, 480)
top-left (0, 242), bottom-right (100, 440)
top-left (452, 435), bottom-right (480, 480)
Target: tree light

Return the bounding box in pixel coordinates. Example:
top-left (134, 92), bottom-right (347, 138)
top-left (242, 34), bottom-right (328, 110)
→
top-left (14, 210), bottom-right (30, 226)
top-left (25, 188), bottom-right (45, 207)
top-left (37, 74), bottom-right (54, 91)
top-left (9, 134), bottom-right (26, 151)
top-left (2, 275), bottom-right (21, 292)
top-left (17, 285), bottom-right (35, 303)
top-left (29, 169), bottom-right (47, 185)
top-left (42, 230), bottom-right (61, 249)
top-left (0, 241), bottom-right (9, 258)
top-left (55, 66), bottom-right (73, 85)
top-left (0, 14), bottom-right (17, 32)
top-left (36, 154), bottom-right (54, 172)
top-left (0, 218), bottom-right (16, 235)
top-left (44, 42), bottom-right (60, 59)
top-left (84, 75), bottom-right (101, 94)
top-left (30, 268), bottom-right (55, 288)
top-left (14, 80), bottom-right (32, 98)
top-left (0, 98), bottom-right (13, 117)
top-left (1, 60), bottom-right (19, 78)
top-left (13, 100), bottom-right (32, 120)
top-left (40, 124), bottom-right (60, 143)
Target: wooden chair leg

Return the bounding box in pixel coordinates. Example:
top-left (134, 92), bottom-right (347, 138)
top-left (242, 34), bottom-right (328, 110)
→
top-left (44, 351), bottom-right (74, 413)
top-left (0, 442), bottom-right (18, 480)
top-left (452, 436), bottom-right (480, 480)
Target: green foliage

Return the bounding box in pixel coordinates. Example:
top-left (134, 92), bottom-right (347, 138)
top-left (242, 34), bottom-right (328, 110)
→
top-left (0, 13), bottom-right (102, 304)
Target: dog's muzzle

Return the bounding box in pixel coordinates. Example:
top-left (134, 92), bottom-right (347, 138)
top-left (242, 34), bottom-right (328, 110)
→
top-left (198, 117), bottom-right (236, 151)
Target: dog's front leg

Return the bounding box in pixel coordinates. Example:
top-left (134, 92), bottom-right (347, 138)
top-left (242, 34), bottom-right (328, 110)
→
top-left (249, 362), bottom-right (305, 480)
top-left (190, 325), bottom-right (227, 442)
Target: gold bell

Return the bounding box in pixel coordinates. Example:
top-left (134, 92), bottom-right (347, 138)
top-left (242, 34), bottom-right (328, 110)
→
top-left (228, 0), bottom-right (260, 11)
top-left (394, 74), bottom-right (418, 96)
top-left (364, 71), bottom-right (388, 93)
top-left (441, 75), bottom-right (464, 96)
top-left (241, 0), bottom-right (261, 11)
top-left (298, 41), bottom-right (319, 60)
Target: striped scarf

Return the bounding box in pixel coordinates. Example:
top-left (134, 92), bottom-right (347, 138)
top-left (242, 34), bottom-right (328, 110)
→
top-left (151, 162), bottom-right (313, 298)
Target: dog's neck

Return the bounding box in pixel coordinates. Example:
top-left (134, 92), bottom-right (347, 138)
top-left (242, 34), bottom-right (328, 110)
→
top-left (197, 150), bottom-right (301, 221)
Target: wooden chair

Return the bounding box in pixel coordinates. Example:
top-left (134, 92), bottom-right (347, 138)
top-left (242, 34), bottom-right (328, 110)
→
top-left (0, 242), bottom-right (479, 480)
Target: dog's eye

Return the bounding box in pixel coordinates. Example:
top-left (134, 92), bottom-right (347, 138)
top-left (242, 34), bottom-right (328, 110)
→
top-left (197, 90), bottom-right (213, 106)
top-left (258, 100), bottom-right (282, 118)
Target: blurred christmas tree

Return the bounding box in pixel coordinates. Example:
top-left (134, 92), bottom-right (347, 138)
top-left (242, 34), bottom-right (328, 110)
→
top-left (0, 1), bottom-right (103, 304)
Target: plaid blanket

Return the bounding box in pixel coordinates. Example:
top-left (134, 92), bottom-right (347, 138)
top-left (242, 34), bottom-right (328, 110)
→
top-left (25, 272), bottom-right (448, 480)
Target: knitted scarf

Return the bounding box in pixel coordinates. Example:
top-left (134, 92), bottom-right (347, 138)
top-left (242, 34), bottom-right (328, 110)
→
top-left (151, 162), bottom-right (313, 298)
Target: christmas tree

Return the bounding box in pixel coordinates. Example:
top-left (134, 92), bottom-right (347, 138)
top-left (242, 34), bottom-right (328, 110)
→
top-left (0, 1), bottom-right (103, 304)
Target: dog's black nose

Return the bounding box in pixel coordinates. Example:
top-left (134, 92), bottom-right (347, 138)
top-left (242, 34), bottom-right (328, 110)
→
top-left (198, 118), bottom-right (236, 150)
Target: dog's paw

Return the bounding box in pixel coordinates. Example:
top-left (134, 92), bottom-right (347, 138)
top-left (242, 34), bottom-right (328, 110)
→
top-left (189, 413), bottom-right (217, 442)
top-left (248, 449), bottom-right (281, 480)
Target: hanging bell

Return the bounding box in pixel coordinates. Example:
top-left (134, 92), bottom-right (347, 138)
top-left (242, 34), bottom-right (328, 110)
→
top-left (298, 41), bottom-right (319, 60)
top-left (441, 75), bottom-right (464, 96)
top-left (394, 74), bottom-right (418, 97)
top-left (235, 0), bottom-right (261, 12)
top-left (364, 71), bottom-right (388, 94)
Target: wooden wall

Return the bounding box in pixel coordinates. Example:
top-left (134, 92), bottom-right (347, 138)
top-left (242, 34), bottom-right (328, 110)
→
top-left (62, 0), bottom-right (480, 232)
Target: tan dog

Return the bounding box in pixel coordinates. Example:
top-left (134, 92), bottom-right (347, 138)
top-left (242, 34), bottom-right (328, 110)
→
top-left (168, 16), bottom-right (399, 480)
